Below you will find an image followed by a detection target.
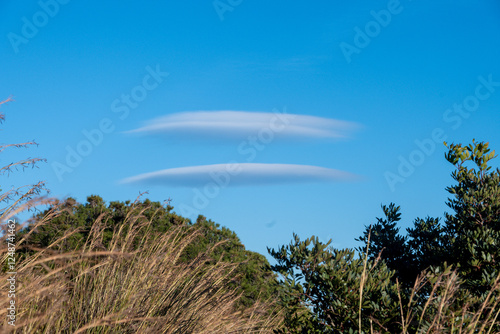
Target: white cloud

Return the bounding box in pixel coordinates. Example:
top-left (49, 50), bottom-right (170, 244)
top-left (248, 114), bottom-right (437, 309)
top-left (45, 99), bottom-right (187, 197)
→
top-left (127, 110), bottom-right (359, 140)
top-left (120, 163), bottom-right (359, 187)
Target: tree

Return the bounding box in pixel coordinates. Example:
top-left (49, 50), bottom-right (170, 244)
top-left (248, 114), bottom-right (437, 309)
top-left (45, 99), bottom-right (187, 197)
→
top-left (358, 140), bottom-right (500, 297)
top-left (406, 216), bottom-right (446, 277)
top-left (358, 209), bottom-right (448, 288)
top-left (270, 140), bottom-right (500, 332)
top-left (268, 234), bottom-right (399, 333)
top-left (442, 140), bottom-right (500, 295)
top-left (21, 196), bottom-right (278, 311)
top-left (356, 203), bottom-right (414, 287)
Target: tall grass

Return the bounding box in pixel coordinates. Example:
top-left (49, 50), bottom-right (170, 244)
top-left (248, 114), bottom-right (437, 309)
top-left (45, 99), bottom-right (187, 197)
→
top-left (396, 269), bottom-right (500, 334)
top-left (0, 202), bottom-right (282, 333)
top-left (1, 201), bottom-right (499, 332)
top-left (357, 239), bottom-right (500, 334)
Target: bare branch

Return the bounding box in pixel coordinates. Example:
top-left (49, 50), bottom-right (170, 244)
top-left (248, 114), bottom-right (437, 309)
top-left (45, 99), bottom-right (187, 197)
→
top-left (0, 140), bottom-right (40, 153)
top-left (0, 157), bottom-right (47, 175)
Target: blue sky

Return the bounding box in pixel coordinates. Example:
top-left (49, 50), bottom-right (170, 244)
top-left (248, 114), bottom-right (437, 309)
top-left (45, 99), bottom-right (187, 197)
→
top-left (2, 1), bottom-right (500, 257)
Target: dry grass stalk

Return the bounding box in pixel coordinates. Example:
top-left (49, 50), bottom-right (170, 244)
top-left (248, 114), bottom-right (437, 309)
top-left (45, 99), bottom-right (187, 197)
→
top-left (0, 200), bottom-right (282, 333)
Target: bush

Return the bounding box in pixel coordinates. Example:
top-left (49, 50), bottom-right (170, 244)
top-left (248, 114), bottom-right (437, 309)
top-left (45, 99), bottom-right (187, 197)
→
top-left (1, 203), bottom-right (283, 333)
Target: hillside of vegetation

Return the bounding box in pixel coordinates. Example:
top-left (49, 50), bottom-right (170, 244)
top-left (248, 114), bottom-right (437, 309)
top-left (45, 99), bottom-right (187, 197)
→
top-left (1, 98), bottom-right (500, 333)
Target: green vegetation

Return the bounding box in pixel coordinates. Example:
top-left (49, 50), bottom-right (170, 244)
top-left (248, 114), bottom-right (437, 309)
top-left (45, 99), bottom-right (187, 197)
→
top-left (3, 203), bottom-right (283, 332)
top-left (18, 196), bottom-right (278, 311)
top-left (1, 98), bottom-right (500, 332)
top-left (269, 139), bottom-right (500, 333)
top-left (357, 140), bottom-right (500, 296)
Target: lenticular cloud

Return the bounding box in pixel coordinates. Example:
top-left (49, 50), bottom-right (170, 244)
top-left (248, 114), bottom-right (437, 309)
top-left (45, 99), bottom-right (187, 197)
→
top-left (121, 163), bottom-right (359, 187)
top-left (127, 110), bottom-right (359, 140)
